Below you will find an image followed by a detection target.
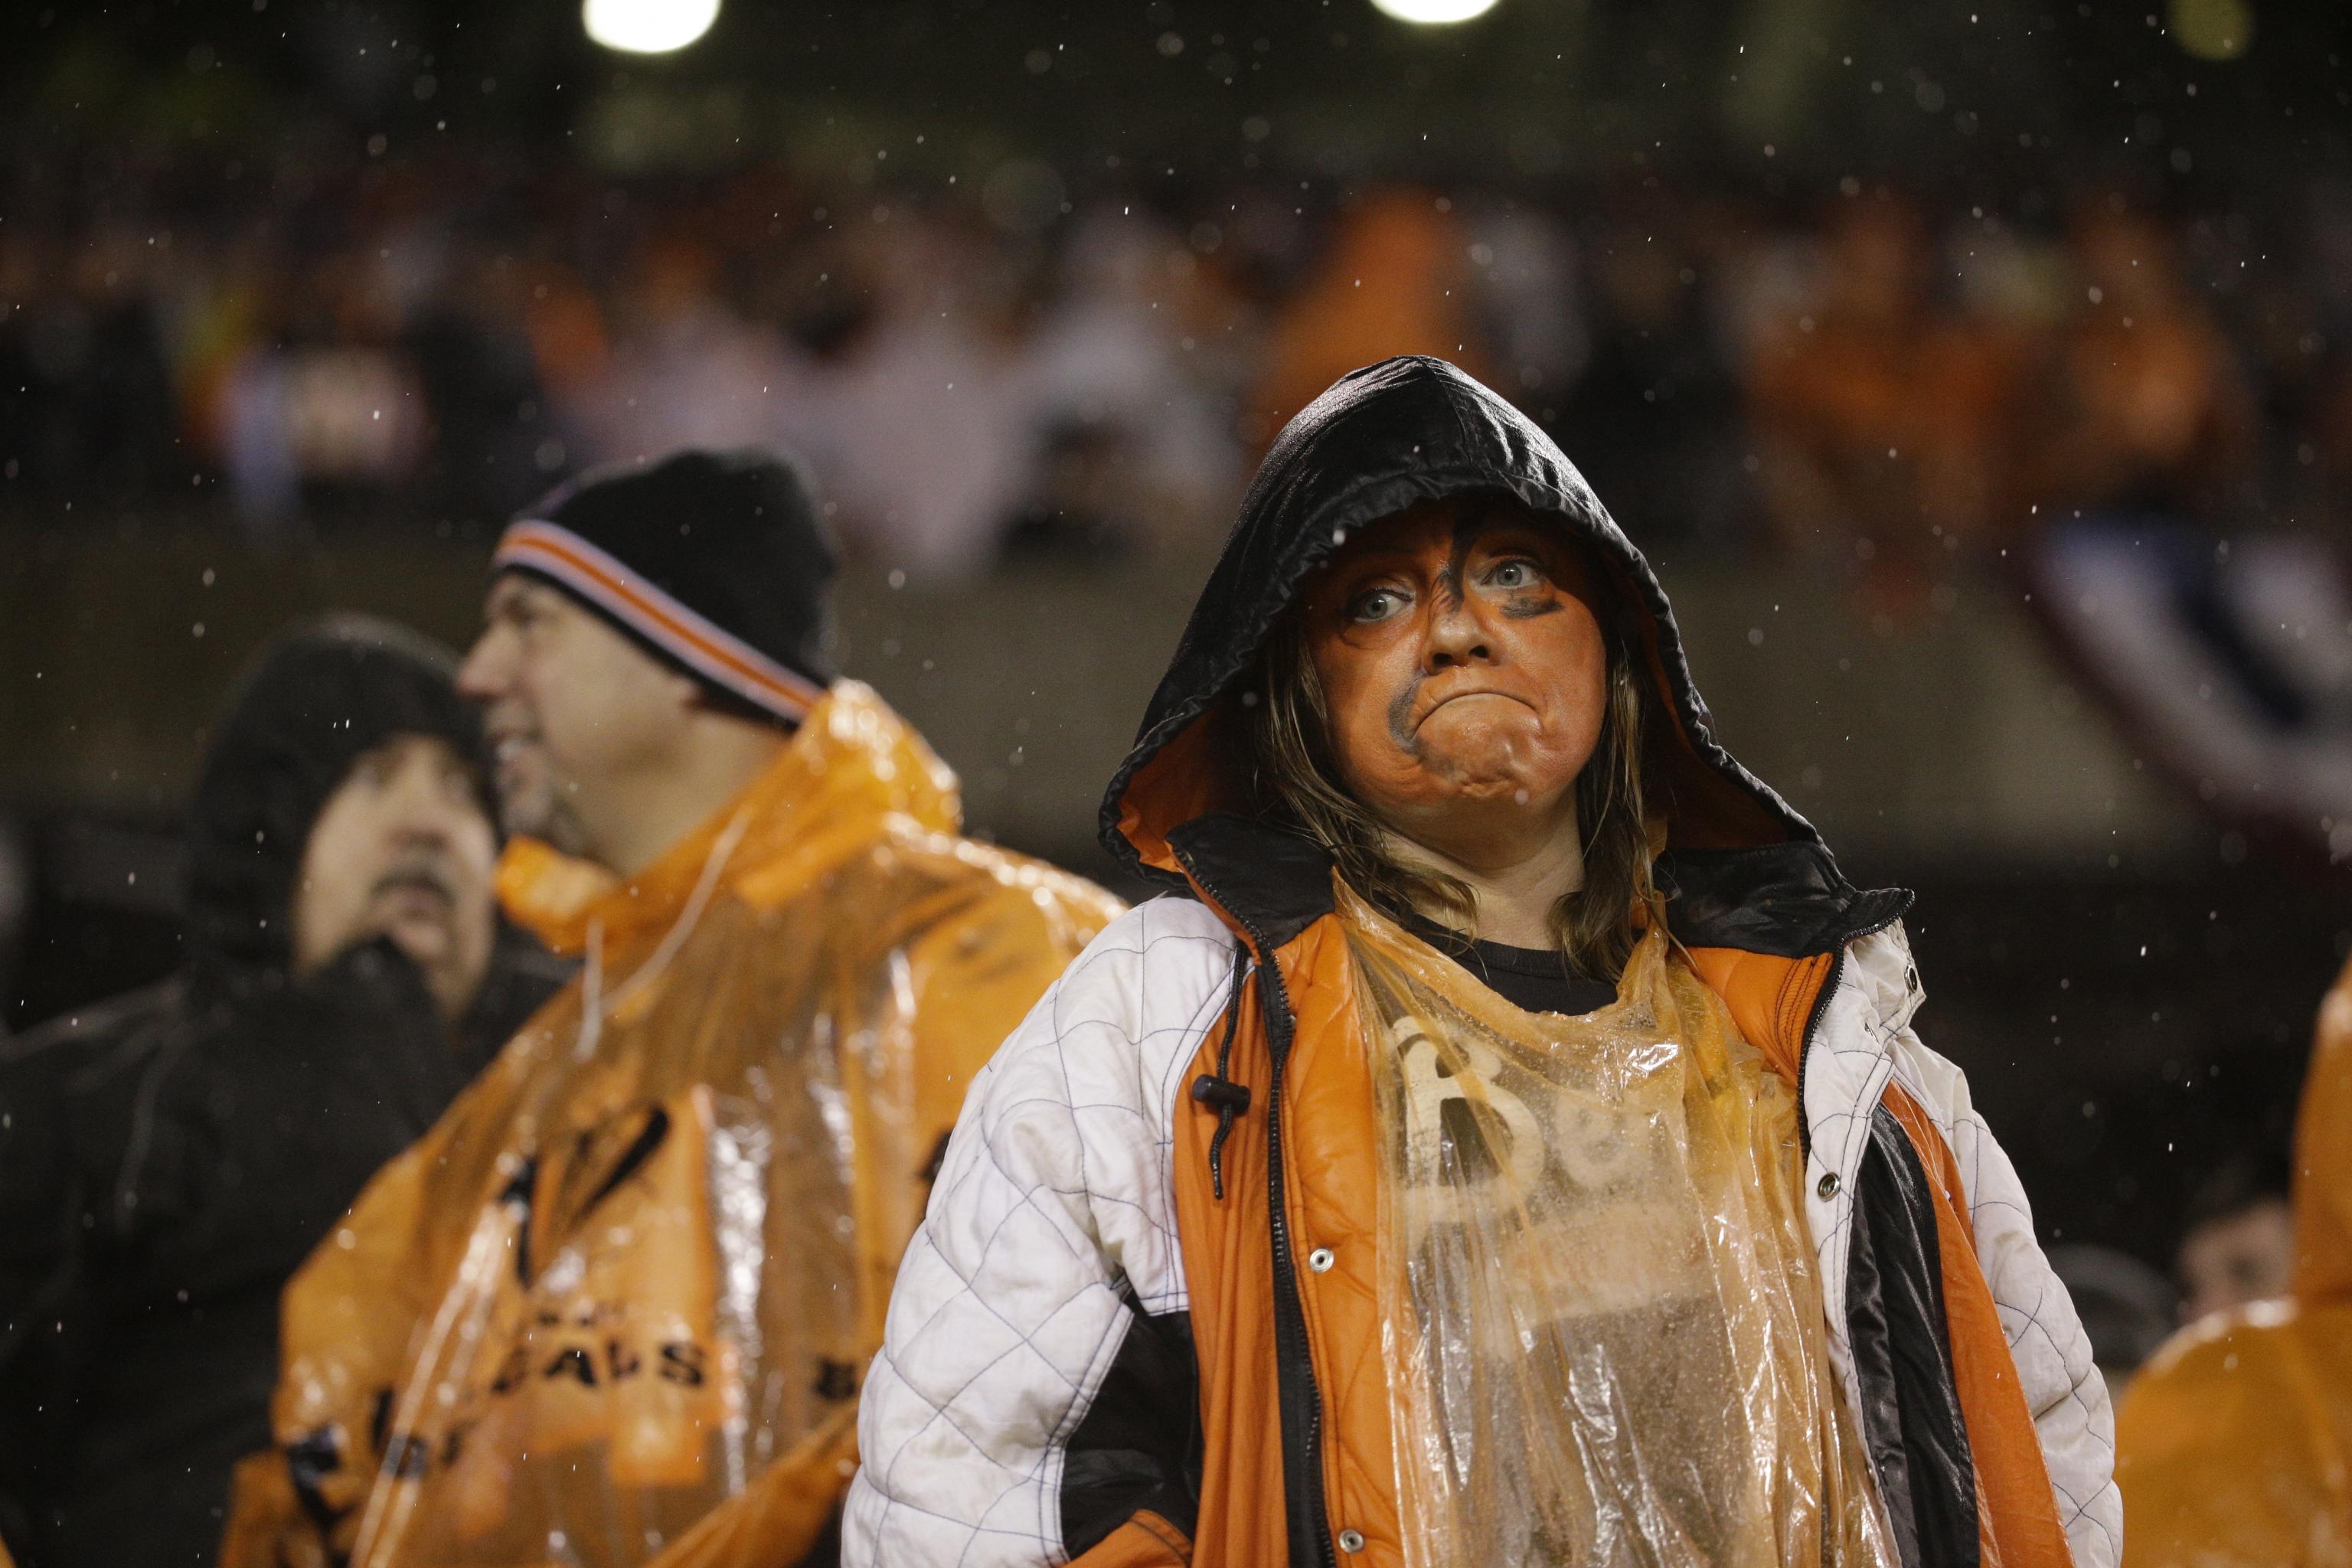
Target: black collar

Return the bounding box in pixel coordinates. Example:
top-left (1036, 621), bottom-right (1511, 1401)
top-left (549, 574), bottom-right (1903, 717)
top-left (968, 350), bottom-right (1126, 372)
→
top-left (1657, 842), bottom-right (1913, 958)
top-left (1164, 814), bottom-right (1336, 951)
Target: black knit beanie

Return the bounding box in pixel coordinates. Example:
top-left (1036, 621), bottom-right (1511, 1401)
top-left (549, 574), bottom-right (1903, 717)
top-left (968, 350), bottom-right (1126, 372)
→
top-left (494, 447), bottom-right (839, 725)
top-left (184, 615), bottom-right (498, 978)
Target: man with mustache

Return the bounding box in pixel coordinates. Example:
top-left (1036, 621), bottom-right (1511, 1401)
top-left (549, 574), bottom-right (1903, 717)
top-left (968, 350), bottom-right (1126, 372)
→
top-left (847, 358), bottom-right (2116, 1567)
top-left (225, 449), bottom-right (1119, 1568)
top-left (0, 616), bottom-right (563, 1568)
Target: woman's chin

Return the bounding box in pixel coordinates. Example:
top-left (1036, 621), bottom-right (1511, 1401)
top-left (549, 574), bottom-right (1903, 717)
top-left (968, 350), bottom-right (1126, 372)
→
top-left (1384, 772), bottom-right (1553, 827)
top-left (1415, 737), bottom-right (1540, 793)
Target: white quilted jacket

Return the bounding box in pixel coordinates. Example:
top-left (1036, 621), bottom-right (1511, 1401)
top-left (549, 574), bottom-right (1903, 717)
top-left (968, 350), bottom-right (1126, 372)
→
top-left (844, 896), bottom-right (2119, 1567)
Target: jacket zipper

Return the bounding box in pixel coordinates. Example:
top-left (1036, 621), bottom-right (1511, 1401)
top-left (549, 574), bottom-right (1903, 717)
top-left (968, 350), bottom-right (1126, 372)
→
top-left (1259, 955), bottom-right (1341, 1568)
top-left (1798, 907), bottom-right (1967, 1554)
top-left (1793, 948), bottom-right (1841, 1162)
top-left (1174, 855), bottom-right (1340, 1568)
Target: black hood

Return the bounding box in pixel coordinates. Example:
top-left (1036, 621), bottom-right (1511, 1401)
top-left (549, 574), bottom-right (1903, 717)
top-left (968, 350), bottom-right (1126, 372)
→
top-left (1101, 355), bottom-right (1905, 957)
top-left (184, 615), bottom-right (498, 982)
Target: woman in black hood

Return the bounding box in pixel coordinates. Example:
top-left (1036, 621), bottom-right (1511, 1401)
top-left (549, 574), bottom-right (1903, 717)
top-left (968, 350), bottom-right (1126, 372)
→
top-left (0, 616), bottom-right (564, 1568)
top-left (846, 358), bottom-right (2115, 1568)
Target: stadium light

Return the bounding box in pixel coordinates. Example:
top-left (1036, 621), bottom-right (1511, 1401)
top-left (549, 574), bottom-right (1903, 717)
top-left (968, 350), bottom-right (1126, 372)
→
top-left (1369, 0), bottom-right (1501, 22)
top-left (583, 0), bottom-right (720, 54)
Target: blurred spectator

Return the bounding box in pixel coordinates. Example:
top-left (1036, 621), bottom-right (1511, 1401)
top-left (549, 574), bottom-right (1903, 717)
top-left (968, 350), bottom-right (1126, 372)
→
top-left (819, 217), bottom-right (1043, 577)
top-left (403, 250), bottom-right (563, 521)
top-left (2173, 1152), bottom-right (2296, 1323)
top-left (577, 234), bottom-right (814, 469)
top-left (1559, 194), bottom-right (1744, 553)
top-left (217, 253), bottom-right (428, 537)
top-left (1250, 188), bottom-right (1492, 447)
top-left (2027, 201), bottom-right (2256, 529)
top-left (1462, 201), bottom-right (1589, 409)
top-left (0, 619), bottom-right (564, 1568)
top-left (0, 228), bottom-right (178, 503)
top-left (1005, 207), bottom-right (1242, 561)
top-left (1747, 198), bottom-right (2030, 607)
top-left (2116, 959), bottom-right (2352, 1566)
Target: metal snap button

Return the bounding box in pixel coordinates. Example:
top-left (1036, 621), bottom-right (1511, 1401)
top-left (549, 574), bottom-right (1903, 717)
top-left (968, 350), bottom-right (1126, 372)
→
top-left (1308, 1246), bottom-right (1336, 1273)
top-left (1816, 1171), bottom-right (1841, 1200)
top-left (1338, 1528), bottom-right (1367, 1553)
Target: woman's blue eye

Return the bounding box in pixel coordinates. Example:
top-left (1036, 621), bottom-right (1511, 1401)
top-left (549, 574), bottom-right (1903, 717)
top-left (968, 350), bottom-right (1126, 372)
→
top-left (1490, 560), bottom-right (1537, 589)
top-left (1350, 589), bottom-right (1403, 622)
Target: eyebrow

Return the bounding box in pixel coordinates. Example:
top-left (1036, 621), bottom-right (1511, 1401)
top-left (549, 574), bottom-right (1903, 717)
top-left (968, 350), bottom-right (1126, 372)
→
top-left (489, 577), bottom-right (554, 612)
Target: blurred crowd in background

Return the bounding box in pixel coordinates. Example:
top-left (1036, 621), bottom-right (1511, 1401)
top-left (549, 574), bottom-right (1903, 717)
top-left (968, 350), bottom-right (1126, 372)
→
top-left (10, 144), bottom-right (2352, 598)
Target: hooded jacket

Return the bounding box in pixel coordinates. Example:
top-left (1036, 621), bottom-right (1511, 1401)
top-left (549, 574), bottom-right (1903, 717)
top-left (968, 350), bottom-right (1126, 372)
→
top-left (2114, 956), bottom-right (2352, 1565)
top-left (0, 619), bottom-right (564, 1568)
top-left (220, 681), bottom-right (1122, 1568)
top-left (845, 358), bottom-right (2118, 1568)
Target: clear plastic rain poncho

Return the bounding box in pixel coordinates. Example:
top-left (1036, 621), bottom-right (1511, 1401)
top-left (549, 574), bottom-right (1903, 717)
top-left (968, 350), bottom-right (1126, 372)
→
top-left (1338, 883), bottom-right (1898, 1567)
top-left (219, 685), bottom-right (1118, 1568)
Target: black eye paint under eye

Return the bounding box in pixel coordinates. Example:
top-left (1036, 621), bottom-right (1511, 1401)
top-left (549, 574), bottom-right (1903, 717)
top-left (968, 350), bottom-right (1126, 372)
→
top-left (1500, 592), bottom-right (1566, 620)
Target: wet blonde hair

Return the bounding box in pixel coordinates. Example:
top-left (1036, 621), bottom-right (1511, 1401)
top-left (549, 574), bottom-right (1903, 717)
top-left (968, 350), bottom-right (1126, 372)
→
top-left (1243, 529), bottom-right (1657, 982)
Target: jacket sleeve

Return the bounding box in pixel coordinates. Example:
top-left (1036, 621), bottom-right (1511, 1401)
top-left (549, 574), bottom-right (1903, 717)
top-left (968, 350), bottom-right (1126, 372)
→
top-left (841, 898), bottom-right (1236, 1568)
top-left (215, 1133), bottom-right (443, 1568)
top-left (224, 989), bottom-right (525, 1568)
top-left (1894, 1032), bottom-right (2122, 1568)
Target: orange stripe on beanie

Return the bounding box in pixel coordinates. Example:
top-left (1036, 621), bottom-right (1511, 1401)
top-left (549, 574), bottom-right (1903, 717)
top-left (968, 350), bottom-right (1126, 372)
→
top-left (498, 448), bottom-right (838, 725)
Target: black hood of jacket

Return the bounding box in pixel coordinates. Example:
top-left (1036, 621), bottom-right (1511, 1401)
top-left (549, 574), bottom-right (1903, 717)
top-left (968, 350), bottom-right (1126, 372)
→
top-left (1101, 354), bottom-right (1906, 957)
top-left (184, 614), bottom-right (499, 985)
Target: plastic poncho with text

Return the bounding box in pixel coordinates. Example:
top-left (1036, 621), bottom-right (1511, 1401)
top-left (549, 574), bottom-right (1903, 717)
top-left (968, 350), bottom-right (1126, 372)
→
top-left (1342, 885), bottom-right (1897, 1567)
top-left (222, 688), bottom-right (1118, 1568)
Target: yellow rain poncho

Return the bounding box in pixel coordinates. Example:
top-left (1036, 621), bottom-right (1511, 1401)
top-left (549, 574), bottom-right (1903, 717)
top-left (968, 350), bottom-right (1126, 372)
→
top-left (1341, 887), bottom-right (1896, 1567)
top-left (220, 682), bottom-right (1120, 1568)
top-left (2116, 953), bottom-right (2352, 1566)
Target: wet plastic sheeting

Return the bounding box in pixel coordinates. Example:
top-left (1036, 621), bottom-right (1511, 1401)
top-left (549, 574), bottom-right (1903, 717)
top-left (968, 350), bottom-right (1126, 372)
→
top-left (239, 751), bottom-right (1116, 1568)
top-left (1341, 886), bottom-right (1897, 1567)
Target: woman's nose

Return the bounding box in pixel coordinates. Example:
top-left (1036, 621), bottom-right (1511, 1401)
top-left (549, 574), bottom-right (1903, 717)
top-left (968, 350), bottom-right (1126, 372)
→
top-left (1424, 591), bottom-right (1494, 668)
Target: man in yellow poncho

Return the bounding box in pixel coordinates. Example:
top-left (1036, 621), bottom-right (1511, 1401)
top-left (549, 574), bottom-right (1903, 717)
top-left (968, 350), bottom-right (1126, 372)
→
top-left (221, 449), bottom-right (1120, 1568)
top-left (2117, 953), bottom-right (2352, 1565)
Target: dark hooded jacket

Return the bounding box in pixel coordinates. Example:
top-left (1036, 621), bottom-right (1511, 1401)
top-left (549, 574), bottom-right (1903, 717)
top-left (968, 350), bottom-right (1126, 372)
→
top-left (0, 618), bottom-right (566, 1568)
top-left (844, 358), bottom-right (2116, 1568)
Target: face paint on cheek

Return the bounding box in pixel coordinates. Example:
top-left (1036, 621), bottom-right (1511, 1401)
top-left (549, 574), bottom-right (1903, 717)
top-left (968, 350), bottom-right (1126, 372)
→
top-left (1385, 676), bottom-right (1424, 757)
top-left (1501, 593), bottom-right (1568, 620)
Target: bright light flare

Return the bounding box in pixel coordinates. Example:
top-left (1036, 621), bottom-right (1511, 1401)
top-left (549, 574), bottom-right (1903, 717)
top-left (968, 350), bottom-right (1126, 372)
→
top-left (1369, 0), bottom-right (1501, 23)
top-left (583, 0), bottom-right (720, 55)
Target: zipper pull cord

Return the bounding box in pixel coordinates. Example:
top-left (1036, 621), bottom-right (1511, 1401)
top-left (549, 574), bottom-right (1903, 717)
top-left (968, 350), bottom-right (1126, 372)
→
top-left (1192, 942), bottom-right (1253, 1200)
